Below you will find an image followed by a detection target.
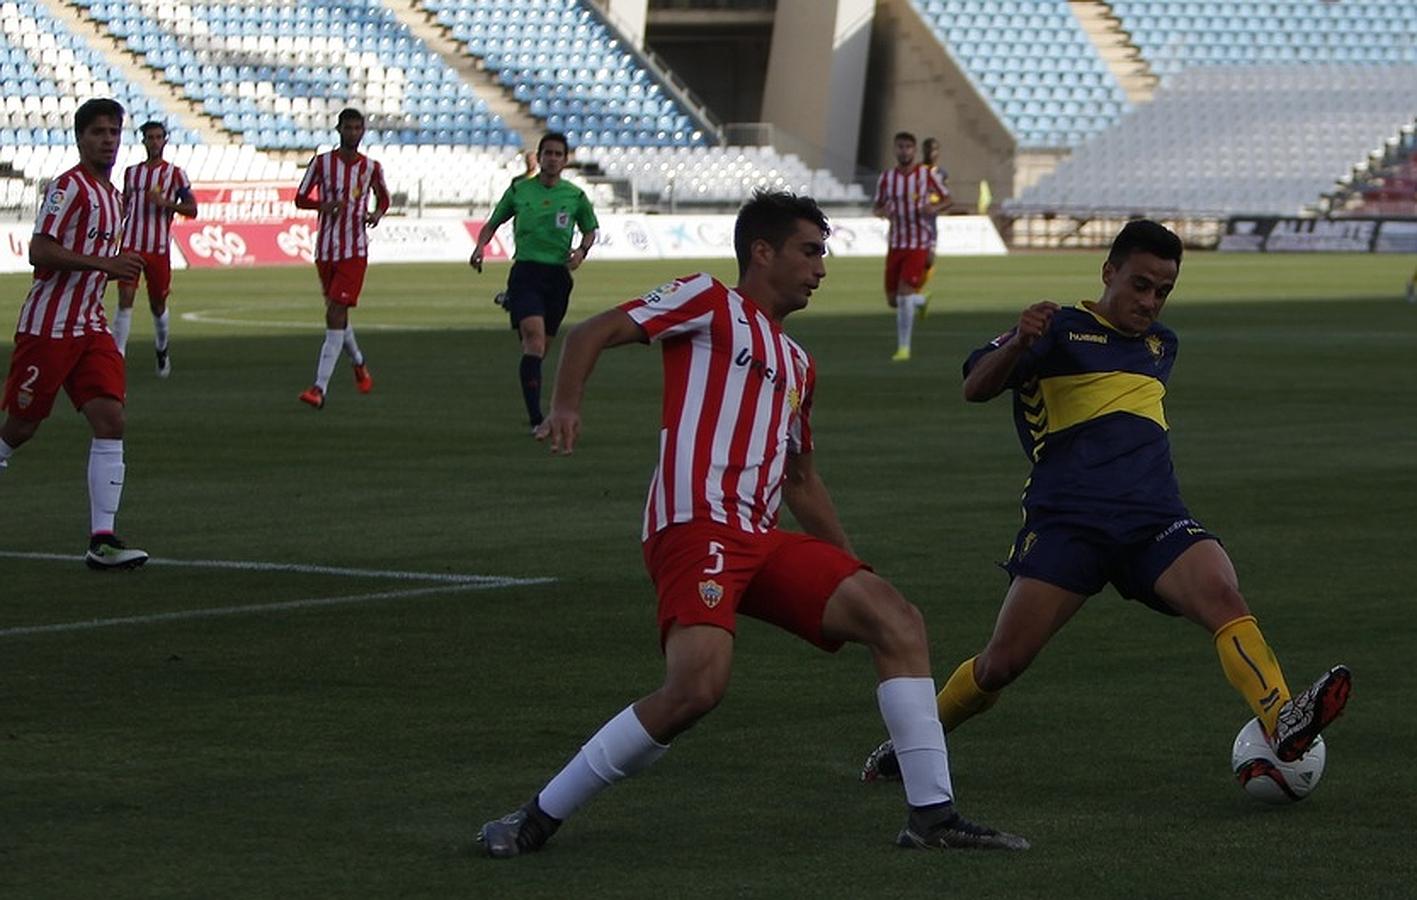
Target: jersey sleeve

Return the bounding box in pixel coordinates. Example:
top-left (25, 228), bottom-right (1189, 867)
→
top-left (618, 272), bottom-right (721, 341)
top-left (174, 166), bottom-right (193, 202)
top-left (962, 323), bottom-right (1053, 387)
top-left (575, 190), bottom-right (598, 233)
top-left (872, 172), bottom-right (887, 207)
top-left (488, 183), bottom-right (517, 227)
top-left (34, 176), bottom-right (79, 240)
top-left (296, 155), bottom-right (320, 201)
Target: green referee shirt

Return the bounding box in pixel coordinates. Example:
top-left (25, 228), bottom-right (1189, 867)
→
top-left (488, 176), bottom-right (599, 266)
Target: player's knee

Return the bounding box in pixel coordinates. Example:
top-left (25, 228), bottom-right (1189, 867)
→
top-left (862, 585), bottom-right (927, 656)
top-left (663, 676), bottom-right (726, 725)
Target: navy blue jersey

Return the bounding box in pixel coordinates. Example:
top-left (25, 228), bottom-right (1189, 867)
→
top-left (964, 302), bottom-right (1187, 536)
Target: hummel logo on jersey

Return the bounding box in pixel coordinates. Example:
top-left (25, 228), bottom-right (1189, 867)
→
top-left (734, 347), bottom-right (787, 391)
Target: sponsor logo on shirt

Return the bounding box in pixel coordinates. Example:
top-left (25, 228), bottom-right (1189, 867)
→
top-left (1069, 331), bottom-right (1107, 344)
top-left (734, 346), bottom-right (787, 392)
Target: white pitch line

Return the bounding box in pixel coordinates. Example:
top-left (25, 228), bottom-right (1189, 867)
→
top-left (0, 581), bottom-right (523, 638)
top-left (0, 551), bottom-right (547, 585)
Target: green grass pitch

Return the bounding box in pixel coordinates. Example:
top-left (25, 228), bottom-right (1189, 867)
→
top-left (1, 251), bottom-right (1414, 898)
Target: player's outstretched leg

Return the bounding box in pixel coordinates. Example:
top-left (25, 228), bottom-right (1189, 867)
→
top-left (477, 798), bottom-right (561, 859)
top-left (1272, 665), bottom-right (1351, 762)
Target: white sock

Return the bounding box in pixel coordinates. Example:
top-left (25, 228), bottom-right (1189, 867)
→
top-left (314, 329), bottom-right (344, 392)
top-left (877, 677), bottom-right (954, 807)
top-left (112, 308), bottom-right (133, 355)
top-left (0, 437), bottom-right (14, 467)
top-left (537, 705), bottom-right (669, 821)
top-left (342, 326), bottom-right (364, 367)
top-left (908, 292), bottom-right (927, 310)
top-left (895, 295), bottom-right (915, 351)
top-left (87, 438), bottom-right (125, 535)
top-left (153, 310), bottom-right (170, 352)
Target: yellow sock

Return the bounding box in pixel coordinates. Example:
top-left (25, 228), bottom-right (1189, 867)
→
top-left (1214, 615), bottom-right (1291, 734)
top-left (935, 656), bottom-right (1000, 731)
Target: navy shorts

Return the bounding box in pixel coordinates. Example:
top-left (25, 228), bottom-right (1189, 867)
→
top-left (1001, 516), bottom-right (1219, 615)
top-left (505, 261), bottom-right (572, 335)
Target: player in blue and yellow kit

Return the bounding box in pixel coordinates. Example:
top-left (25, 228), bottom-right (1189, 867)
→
top-left (862, 220), bottom-right (1351, 783)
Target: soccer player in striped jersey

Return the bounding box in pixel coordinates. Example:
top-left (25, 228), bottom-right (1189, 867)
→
top-left (0, 98), bottom-right (149, 569)
top-left (114, 121), bottom-right (196, 376)
top-left (294, 108), bottom-right (390, 410)
top-left (873, 131), bottom-right (950, 362)
top-left (860, 220), bottom-right (1351, 785)
top-left (478, 191), bottom-right (1028, 857)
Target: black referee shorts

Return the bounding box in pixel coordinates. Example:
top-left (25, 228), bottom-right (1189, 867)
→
top-left (505, 260), bottom-right (573, 335)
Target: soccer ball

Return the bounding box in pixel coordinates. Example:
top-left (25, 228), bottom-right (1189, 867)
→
top-left (1231, 717), bottom-right (1326, 803)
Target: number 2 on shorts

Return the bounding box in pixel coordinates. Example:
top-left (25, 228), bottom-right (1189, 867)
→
top-left (20, 365), bottom-right (40, 391)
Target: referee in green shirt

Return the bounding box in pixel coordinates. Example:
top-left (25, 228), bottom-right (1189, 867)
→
top-left (471, 132), bottom-right (599, 431)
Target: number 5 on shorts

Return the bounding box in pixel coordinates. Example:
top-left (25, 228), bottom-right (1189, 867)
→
top-left (703, 541), bottom-right (725, 575)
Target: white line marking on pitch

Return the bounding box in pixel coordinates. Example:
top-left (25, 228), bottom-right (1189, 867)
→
top-left (0, 551), bottom-right (555, 638)
top-left (0, 583), bottom-right (519, 637)
top-left (0, 551), bottom-right (540, 585)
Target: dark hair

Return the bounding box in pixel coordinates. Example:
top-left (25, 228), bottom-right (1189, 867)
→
top-left (74, 98), bottom-right (125, 140)
top-left (538, 131), bottom-right (569, 154)
top-left (1107, 219), bottom-right (1183, 268)
top-left (733, 190), bottom-right (829, 276)
top-left (139, 120), bottom-right (166, 137)
top-left (893, 131), bottom-right (916, 144)
top-left (922, 137), bottom-right (939, 158)
top-left (337, 108), bottom-right (364, 125)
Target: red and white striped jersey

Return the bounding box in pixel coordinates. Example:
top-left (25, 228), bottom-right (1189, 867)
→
top-left (16, 166), bottom-right (123, 339)
top-left (874, 164), bottom-right (949, 250)
top-left (618, 273), bottom-right (817, 540)
top-left (120, 159), bottom-right (190, 253)
top-left (296, 150), bottom-right (389, 261)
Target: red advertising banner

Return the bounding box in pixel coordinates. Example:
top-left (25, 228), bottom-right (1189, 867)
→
top-left (190, 182), bottom-right (310, 223)
top-left (173, 219), bottom-right (316, 268)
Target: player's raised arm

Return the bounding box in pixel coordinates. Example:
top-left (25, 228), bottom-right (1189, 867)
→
top-left (962, 301), bottom-right (1059, 402)
top-left (536, 307), bottom-right (644, 454)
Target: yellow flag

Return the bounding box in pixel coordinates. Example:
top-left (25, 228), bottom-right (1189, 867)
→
top-left (977, 180), bottom-right (993, 215)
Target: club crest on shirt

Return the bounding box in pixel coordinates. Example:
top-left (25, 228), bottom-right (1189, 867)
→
top-left (787, 386), bottom-right (801, 412)
top-left (556, 210), bottom-right (570, 229)
top-left (698, 579), bottom-right (725, 609)
top-left (1145, 334), bottom-right (1165, 362)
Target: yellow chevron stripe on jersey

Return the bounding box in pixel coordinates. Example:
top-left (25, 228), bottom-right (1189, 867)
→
top-left (1037, 371), bottom-right (1167, 434)
top-left (1019, 380), bottom-right (1047, 460)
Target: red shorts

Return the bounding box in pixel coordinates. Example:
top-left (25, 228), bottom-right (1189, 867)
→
top-left (317, 257), bottom-right (368, 306)
top-left (884, 248), bottom-right (929, 296)
top-left (117, 250), bottom-right (172, 302)
top-left (2, 332), bottom-right (126, 420)
top-left (641, 521), bottom-right (869, 652)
